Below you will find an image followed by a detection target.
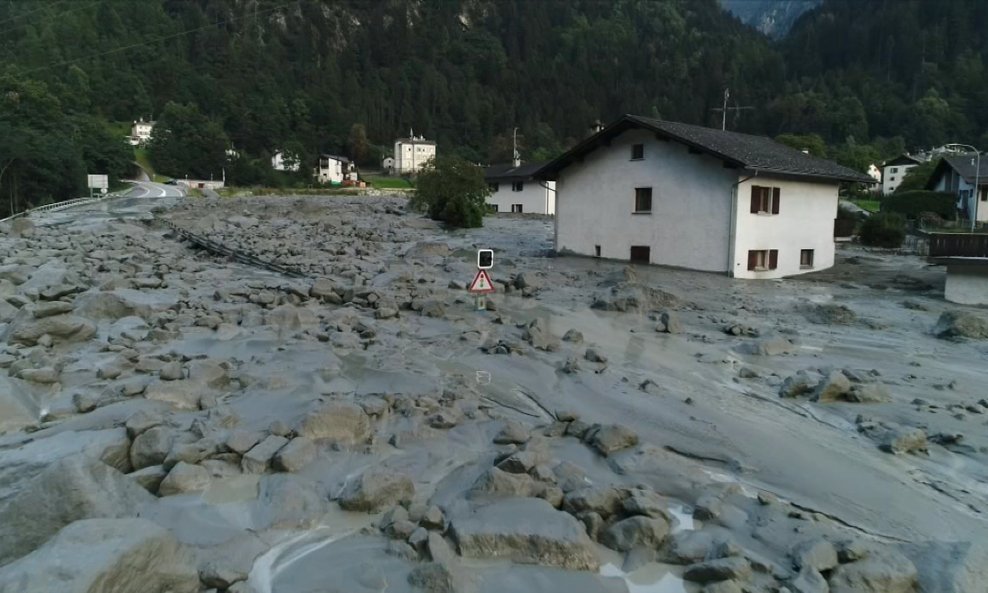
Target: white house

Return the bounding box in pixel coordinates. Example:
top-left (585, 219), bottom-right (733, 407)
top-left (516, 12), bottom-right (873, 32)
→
top-left (382, 156), bottom-right (396, 175)
top-left (272, 150), bottom-right (301, 172)
top-left (315, 154), bottom-right (354, 184)
top-left (536, 115), bottom-right (873, 280)
top-left (881, 154), bottom-right (923, 195)
top-left (129, 118), bottom-right (155, 146)
top-left (394, 131), bottom-right (436, 175)
top-left (926, 154), bottom-right (988, 222)
top-left (484, 160), bottom-right (555, 214)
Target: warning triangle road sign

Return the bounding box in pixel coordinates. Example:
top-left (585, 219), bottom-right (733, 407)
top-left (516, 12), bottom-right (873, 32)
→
top-left (468, 269), bottom-right (496, 294)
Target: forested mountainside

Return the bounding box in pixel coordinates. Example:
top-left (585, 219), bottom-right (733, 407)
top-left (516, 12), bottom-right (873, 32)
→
top-left (720, 0), bottom-right (821, 38)
top-left (1, 0), bottom-right (987, 211)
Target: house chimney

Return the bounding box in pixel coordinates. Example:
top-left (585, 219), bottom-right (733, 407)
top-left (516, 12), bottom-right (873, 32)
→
top-left (590, 119), bottom-right (605, 135)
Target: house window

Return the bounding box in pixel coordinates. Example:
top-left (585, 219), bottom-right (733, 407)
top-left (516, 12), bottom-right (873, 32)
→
top-left (489, 183), bottom-right (499, 192)
top-left (594, 245), bottom-right (601, 257)
top-left (634, 187), bottom-right (652, 213)
top-left (981, 187), bottom-right (987, 202)
top-left (631, 144), bottom-right (644, 160)
top-left (512, 182), bottom-right (524, 192)
top-left (749, 186), bottom-right (780, 214)
top-left (891, 167), bottom-right (898, 173)
top-left (511, 204), bottom-right (523, 213)
top-left (800, 249), bottom-right (814, 268)
top-left (747, 249), bottom-right (779, 271)
top-left (630, 245), bottom-right (650, 262)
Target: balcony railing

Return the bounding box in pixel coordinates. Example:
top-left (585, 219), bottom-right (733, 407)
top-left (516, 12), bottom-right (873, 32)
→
top-left (929, 232), bottom-right (988, 257)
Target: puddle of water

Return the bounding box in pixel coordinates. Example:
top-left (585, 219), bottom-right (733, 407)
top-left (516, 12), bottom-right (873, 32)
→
top-left (600, 561), bottom-right (691, 593)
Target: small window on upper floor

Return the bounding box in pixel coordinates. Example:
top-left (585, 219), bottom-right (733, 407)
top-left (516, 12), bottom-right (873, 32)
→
top-left (631, 144), bottom-right (644, 160)
top-left (634, 187), bottom-right (652, 213)
top-left (512, 182), bottom-right (524, 192)
top-left (750, 185), bottom-right (780, 214)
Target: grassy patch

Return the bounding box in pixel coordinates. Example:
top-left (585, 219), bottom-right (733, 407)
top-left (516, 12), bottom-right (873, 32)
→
top-left (133, 147), bottom-right (170, 183)
top-left (365, 174), bottom-right (414, 189)
top-left (850, 199), bottom-right (881, 213)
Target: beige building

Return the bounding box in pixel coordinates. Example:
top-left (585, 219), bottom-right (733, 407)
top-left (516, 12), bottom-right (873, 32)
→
top-left (394, 131), bottom-right (436, 175)
top-left (128, 118), bottom-right (155, 146)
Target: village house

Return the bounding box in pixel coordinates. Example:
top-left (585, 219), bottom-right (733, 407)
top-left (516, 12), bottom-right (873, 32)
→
top-left (128, 118), bottom-right (155, 146)
top-left (394, 132), bottom-right (436, 175)
top-left (271, 150), bottom-right (300, 172)
top-left (315, 154), bottom-right (355, 184)
top-left (484, 159), bottom-right (556, 214)
top-left (536, 115), bottom-right (873, 279)
top-left (881, 154), bottom-right (924, 194)
top-left (381, 156), bottom-right (396, 175)
top-left (926, 153), bottom-right (987, 222)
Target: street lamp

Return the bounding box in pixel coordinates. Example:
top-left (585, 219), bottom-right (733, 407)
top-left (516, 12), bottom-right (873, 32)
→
top-left (945, 143), bottom-right (981, 232)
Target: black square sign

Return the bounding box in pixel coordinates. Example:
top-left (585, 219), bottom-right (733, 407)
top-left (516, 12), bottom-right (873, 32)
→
top-left (477, 249), bottom-right (494, 269)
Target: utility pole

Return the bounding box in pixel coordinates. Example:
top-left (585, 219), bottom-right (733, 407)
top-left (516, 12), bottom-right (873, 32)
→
top-left (711, 88), bottom-right (754, 131)
top-left (512, 127), bottom-right (520, 167)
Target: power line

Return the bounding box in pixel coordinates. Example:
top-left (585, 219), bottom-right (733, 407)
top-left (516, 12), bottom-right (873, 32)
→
top-left (21, 0), bottom-right (298, 76)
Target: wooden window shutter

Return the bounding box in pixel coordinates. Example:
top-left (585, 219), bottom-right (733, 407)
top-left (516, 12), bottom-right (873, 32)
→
top-left (747, 250), bottom-right (757, 271)
top-left (750, 187), bottom-right (759, 213)
top-left (772, 188), bottom-right (781, 214)
top-left (769, 249), bottom-right (779, 269)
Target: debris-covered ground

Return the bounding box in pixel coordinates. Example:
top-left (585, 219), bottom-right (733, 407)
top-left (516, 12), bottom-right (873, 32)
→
top-left (1, 194), bottom-right (987, 593)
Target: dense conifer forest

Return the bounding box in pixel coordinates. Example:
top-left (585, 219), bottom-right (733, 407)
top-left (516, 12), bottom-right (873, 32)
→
top-left (1, 0), bottom-right (986, 211)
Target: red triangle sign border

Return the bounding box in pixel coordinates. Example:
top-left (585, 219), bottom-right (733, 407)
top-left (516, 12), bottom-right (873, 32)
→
top-left (468, 269), bottom-right (496, 294)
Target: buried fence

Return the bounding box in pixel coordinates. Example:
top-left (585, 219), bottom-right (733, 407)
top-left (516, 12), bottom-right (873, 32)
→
top-left (158, 219), bottom-right (307, 278)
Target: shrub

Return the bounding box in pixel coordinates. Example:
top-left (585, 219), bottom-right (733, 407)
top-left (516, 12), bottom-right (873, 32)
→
top-left (836, 205), bottom-right (859, 220)
top-left (859, 212), bottom-right (906, 248)
top-left (409, 156), bottom-right (490, 228)
top-left (882, 190), bottom-right (956, 220)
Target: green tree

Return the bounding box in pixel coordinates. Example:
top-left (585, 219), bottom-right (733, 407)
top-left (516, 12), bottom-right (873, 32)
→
top-left (149, 102), bottom-right (228, 179)
top-left (410, 155), bottom-right (490, 228)
top-left (347, 123), bottom-right (370, 166)
top-left (72, 116), bottom-right (133, 186)
top-left (895, 159), bottom-right (938, 193)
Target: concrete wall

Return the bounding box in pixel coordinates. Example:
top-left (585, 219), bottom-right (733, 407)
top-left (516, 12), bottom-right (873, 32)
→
top-left (731, 177), bottom-right (838, 279)
top-left (945, 265), bottom-right (988, 305)
top-left (555, 128), bottom-right (737, 272)
top-left (882, 163), bottom-right (916, 194)
top-left (487, 180), bottom-right (556, 214)
top-left (395, 142), bottom-right (436, 174)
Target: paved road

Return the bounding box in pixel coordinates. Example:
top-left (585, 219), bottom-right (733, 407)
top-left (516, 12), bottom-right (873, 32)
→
top-left (121, 180), bottom-right (185, 199)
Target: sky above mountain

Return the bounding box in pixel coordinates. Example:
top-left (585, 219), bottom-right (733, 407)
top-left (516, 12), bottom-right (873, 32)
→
top-left (720, 0), bottom-right (822, 37)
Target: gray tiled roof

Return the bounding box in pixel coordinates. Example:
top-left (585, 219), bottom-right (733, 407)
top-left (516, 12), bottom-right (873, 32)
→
top-left (538, 114), bottom-right (874, 184)
top-left (485, 162), bottom-right (547, 181)
top-left (941, 153), bottom-right (988, 183)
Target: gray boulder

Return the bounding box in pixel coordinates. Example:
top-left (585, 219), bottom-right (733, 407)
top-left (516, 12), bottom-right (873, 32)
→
top-left (934, 311), bottom-right (988, 340)
top-left (0, 518), bottom-right (198, 593)
top-left (829, 548), bottom-right (918, 593)
top-left (740, 336), bottom-right (795, 356)
top-left (0, 456), bottom-right (154, 565)
top-left (791, 538), bottom-right (838, 572)
top-left (158, 462), bottom-right (210, 496)
top-left (2, 314), bottom-right (96, 346)
top-left (656, 311), bottom-right (682, 334)
top-left (130, 425), bottom-right (175, 470)
top-left (779, 371), bottom-right (817, 398)
top-left (273, 437), bottom-right (316, 472)
top-left (450, 497), bottom-right (598, 570)
top-left (295, 401), bottom-right (371, 446)
top-left (338, 468), bottom-right (414, 512)
top-left (590, 424), bottom-right (639, 455)
top-left (493, 421), bottom-right (530, 445)
top-left (812, 370), bottom-right (852, 402)
top-left (471, 467), bottom-right (541, 499)
top-left (0, 375), bottom-right (37, 434)
top-left (683, 557), bottom-right (752, 583)
top-left (241, 435), bottom-right (289, 474)
top-left (600, 515), bottom-right (670, 551)
top-left (562, 486), bottom-right (624, 519)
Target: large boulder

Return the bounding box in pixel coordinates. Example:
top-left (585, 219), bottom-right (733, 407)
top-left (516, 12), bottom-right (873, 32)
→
top-left (295, 401), bottom-right (371, 446)
top-left (75, 290), bottom-right (153, 320)
top-left (934, 311), bottom-right (988, 340)
top-left (600, 515), bottom-right (670, 551)
top-left (1, 313), bottom-right (96, 346)
top-left (338, 468), bottom-right (414, 512)
top-left (0, 456), bottom-right (154, 565)
top-left (812, 370), bottom-right (853, 403)
top-left (589, 424), bottom-right (639, 455)
top-left (451, 497), bottom-right (598, 570)
top-left (828, 548), bottom-right (918, 593)
top-left (158, 462), bottom-right (211, 496)
top-left (0, 518), bottom-right (199, 593)
top-left (0, 375), bottom-right (37, 434)
top-left (683, 557), bottom-right (752, 583)
top-left (266, 304), bottom-right (318, 332)
top-left (130, 425), bottom-right (176, 470)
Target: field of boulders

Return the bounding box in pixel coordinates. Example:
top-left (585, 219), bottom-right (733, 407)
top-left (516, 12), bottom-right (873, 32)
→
top-left (0, 195), bottom-right (986, 593)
